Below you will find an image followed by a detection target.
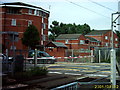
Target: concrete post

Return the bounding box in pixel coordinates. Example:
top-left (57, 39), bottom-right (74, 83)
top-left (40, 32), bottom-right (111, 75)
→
top-left (110, 49), bottom-right (116, 88)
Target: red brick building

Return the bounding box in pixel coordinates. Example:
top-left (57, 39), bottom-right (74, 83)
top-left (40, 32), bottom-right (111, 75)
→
top-left (85, 30), bottom-right (119, 48)
top-left (45, 42), bottom-right (67, 61)
top-left (55, 34), bottom-right (88, 49)
top-left (55, 34), bottom-right (90, 56)
top-left (0, 2), bottom-right (50, 53)
top-left (49, 30), bottom-right (119, 58)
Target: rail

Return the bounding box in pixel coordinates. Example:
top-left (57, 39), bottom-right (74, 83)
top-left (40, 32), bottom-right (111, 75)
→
top-left (51, 82), bottom-right (78, 90)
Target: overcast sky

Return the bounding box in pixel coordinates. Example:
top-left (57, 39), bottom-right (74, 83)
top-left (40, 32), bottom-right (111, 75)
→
top-left (1, 0), bottom-right (120, 30)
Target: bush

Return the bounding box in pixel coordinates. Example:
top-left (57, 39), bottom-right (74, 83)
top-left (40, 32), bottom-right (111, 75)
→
top-left (101, 59), bottom-right (110, 63)
top-left (27, 66), bottom-right (48, 76)
top-left (12, 66), bottom-right (48, 80)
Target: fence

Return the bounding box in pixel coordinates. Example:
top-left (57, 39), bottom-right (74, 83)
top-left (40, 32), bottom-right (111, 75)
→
top-left (63, 49), bottom-right (93, 63)
top-left (2, 60), bottom-right (12, 73)
top-left (2, 50), bottom-right (28, 74)
top-left (2, 47), bottom-right (120, 73)
top-left (94, 47), bottom-right (120, 64)
top-left (63, 48), bottom-right (120, 63)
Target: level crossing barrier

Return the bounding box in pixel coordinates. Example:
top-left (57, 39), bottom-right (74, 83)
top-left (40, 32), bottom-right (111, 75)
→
top-left (26, 55), bottom-right (94, 60)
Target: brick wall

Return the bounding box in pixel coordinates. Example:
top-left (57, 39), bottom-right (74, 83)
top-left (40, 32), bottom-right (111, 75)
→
top-left (1, 5), bottom-right (49, 53)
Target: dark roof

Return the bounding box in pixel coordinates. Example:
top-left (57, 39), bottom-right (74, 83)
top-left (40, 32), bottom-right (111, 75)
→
top-left (1, 2), bottom-right (49, 13)
top-left (86, 30), bottom-right (111, 36)
top-left (46, 42), bottom-right (68, 48)
top-left (56, 34), bottom-right (82, 40)
top-left (85, 36), bottom-right (100, 42)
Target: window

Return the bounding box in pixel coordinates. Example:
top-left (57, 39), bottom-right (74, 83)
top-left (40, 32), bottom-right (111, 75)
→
top-left (34, 10), bottom-right (37, 15)
top-left (10, 46), bottom-right (16, 50)
top-left (81, 48), bottom-right (84, 50)
top-left (98, 43), bottom-right (100, 46)
top-left (42, 17), bottom-right (44, 23)
top-left (7, 8), bottom-right (21, 14)
top-left (9, 34), bottom-right (18, 42)
top-left (65, 40), bottom-right (69, 44)
top-left (115, 38), bottom-right (118, 41)
top-left (42, 23), bottom-right (46, 29)
top-left (105, 36), bottom-right (108, 40)
top-left (28, 9), bottom-right (32, 14)
top-left (42, 12), bottom-right (46, 17)
top-left (11, 19), bottom-right (16, 26)
top-left (39, 11), bottom-right (42, 16)
top-left (105, 43), bottom-right (108, 46)
top-left (28, 20), bottom-right (32, 26)
top-left (42, 35), bottom-right (46, 41)
top-left (85, 40), bottom-right (89, 44)
top-left (80, 40), bottom-right (84, 44)
top-left (115, 44), bottom-right (118, 47)
top-left (36, 10), bottom-right (40, 16)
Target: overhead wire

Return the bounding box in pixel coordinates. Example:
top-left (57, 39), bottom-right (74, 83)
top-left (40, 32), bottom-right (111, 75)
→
top-left (88, 0), bottom-right (116, 12)
top-left (65, 0), bottom-right (110, 19)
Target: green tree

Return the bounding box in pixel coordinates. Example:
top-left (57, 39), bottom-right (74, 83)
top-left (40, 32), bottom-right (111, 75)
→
top-left (115, 30), bottom-right (120, 42)
top-left (80, 23), bottom-right (91, 35)
top-left (115, 30), bottom-right (120, 48)
top-left (49, 21), bottom-right (91, 41)
top-left (49, 21), bottom-right (61, 41)
top-left (22, 25), bottom-right (40, 49)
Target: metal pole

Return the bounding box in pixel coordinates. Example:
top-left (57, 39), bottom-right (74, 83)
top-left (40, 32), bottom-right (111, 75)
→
top-left (118, 1), bottom-right (120, 32)
top-left (5, 49), bottom-right (8, 71)
top-left (11, 34), bottom-right (15, 76)
top-left (34, 49), bottom-right (37, 67)
top-left (111, 13), bottom-right (114, 49)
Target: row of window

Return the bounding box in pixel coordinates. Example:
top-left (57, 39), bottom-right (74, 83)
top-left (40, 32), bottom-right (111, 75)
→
top-left (6, 8), bottom-right (48, 18)
top-left (65, 40), bottom-right (85, 44)
top-left (6, 8), bottom-right (21, 14)
top-left (65, 39), bottom-right (118, 47)
top-left (105, 43), bottom-right (118, 47)
top-left (12, 19), bottom-right (32, 26)
top-left (11, 19), bottom-right (46, 29)
top-left (12, 19), bottom-right (33, 26)
top-left (28, 9), bottom-right (47, 17)
top-left (105, 36), bottom-right (118, 41)
top-left (65, 40), bottom-right (98, 45)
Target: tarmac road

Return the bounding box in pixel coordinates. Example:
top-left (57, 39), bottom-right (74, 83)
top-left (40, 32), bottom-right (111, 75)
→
top-left (26, 62), bottom-right (120, 80)
top-left (47, 63), bottom-right (111, 78)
